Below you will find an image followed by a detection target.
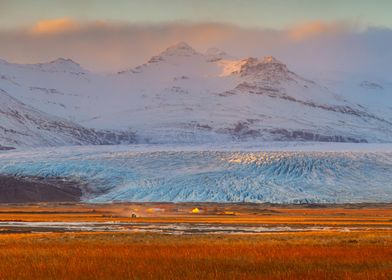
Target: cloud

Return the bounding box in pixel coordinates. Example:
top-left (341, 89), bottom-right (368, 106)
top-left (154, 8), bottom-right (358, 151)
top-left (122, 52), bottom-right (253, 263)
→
top-left (0, 18), bottom-right (390, 78)
top-left (31, 18), bottom-right (80, 34)
top-left (288, 21), bottom-right (351, 41)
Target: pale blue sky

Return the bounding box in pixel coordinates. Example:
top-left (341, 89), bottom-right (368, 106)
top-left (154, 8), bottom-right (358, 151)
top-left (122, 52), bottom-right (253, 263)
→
top-left (0, 0), bottom-right (391, 29)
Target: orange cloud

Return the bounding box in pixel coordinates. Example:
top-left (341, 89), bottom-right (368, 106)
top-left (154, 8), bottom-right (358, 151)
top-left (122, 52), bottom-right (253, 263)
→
top-left (0, 19), bottom-right (384, 73)
top-left (289, 21), bottom-right (345, 41)
top-left (31, 18), bottom-right (79, 34)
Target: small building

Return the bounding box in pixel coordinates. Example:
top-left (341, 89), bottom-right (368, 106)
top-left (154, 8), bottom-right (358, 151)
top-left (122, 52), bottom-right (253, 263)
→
top-left (191, 208), bottom-right (200, 214)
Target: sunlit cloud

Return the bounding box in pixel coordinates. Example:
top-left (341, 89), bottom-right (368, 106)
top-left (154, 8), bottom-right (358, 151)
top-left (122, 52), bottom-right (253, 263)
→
top-left (31, 18), bottom-right (80, 34)
top-left (288, 21), bottom-right (353, 41)
top-left (0, 18), bottom-right (390, 78)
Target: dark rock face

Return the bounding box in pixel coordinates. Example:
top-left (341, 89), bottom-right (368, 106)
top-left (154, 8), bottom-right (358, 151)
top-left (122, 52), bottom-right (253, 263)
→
top-left (239, 56), bottom-right (293, 82)
top-left (0, 145), bottom-right (15, 151)
top-left (360, 81), bottom-right (384, 90)
top-left (219, 121), bottom-right (368, 143)
top-left (268, 129), bottom-right (368, 143)
top-left (94, 130), bottom-right (137, 145)
top-left (0, 176), bottom-right (82, 203)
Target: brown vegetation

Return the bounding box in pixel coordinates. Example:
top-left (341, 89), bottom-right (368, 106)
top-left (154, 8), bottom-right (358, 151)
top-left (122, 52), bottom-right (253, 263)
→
top-left (0, 203), bottom-right (391, 279)
top-left (0, 232), bottom-right (391, 280)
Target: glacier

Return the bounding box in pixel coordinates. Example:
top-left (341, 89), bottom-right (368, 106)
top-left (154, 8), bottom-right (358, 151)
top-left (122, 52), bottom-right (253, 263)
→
top-left (0, 144), bottom-right (391, 203)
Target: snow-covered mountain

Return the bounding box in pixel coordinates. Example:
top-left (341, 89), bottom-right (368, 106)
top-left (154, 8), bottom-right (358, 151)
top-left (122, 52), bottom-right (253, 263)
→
top-left (0, 89), bottom-right (136, 147)
top-left (1, 42), bottom-right (391, 147)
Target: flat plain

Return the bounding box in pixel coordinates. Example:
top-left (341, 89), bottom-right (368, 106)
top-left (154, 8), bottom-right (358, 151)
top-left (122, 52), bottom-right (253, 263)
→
top-left (0, 203), bottom-right (391, 279)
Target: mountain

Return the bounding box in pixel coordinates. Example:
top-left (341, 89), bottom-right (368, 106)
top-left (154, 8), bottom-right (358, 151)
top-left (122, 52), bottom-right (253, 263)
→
top-left (1, 42), bottom-right (392, 147)
top-left (114, 42), bottom-right (392, 143)
top-left (0, 89), bottom-right (135, 147)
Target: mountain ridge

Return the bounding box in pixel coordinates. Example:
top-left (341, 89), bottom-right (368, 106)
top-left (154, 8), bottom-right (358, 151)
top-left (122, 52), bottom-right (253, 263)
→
top-left (1, 42), bottom-right (391, 147)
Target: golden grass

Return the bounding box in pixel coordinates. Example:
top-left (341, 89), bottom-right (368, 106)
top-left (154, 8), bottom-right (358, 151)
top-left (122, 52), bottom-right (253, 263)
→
top-left (0, 232), bottom-right (391, 280)
top-left (1, 203), bottom-right (392, 226)
top-left (0, 203), bottom-right (392, 279)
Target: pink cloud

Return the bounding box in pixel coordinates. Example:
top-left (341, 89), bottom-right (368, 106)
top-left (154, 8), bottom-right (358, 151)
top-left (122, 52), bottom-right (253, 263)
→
top-left (288, 21), bottom-right (350, 40)
top-left (0, 19), bottom-right (389, 77)
top-left (31, 18), bottom-right (81, 35)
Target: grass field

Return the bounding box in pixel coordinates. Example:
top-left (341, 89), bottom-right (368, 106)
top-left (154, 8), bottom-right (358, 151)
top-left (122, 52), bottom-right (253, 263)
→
top-left (0, 203), bottom-right (391, 279)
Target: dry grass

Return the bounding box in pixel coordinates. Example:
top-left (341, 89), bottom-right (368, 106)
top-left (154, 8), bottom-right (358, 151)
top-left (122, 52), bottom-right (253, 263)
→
top-left (1, 203), bottom-right (392, 226)
top-left (0, 203), bottom-right (392, 279)
top-left (0, 232), bottom-right (392, 280)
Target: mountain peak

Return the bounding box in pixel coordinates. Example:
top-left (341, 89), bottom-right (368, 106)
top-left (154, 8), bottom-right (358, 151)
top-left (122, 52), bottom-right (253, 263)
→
top-left (161, 42), bottom-right (198, 56)
top-left (238, 56), bottom-right (290, 81)
top-left (205, 47), bottom-right (225, 55)
top-left (0, 58), bottom-right (9, 65)
top-left (167, 41), bottom-right (193, 50)
top-left (205, 47), bottom-right (231, 61)
top-left (261, 56), bottom-right (282, 64)
top-left (36, 58), bottom-right (86, 74)
top-left (147, 42), bottom-right (199, 64)
top-left (50, 58), bottom-right (81, 67)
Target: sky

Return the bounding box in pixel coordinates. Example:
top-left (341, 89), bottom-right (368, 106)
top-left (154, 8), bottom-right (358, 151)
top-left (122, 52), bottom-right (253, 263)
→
top-left (0, 0), bottom-right (391, 75)
top-left (1, 0), bottom-right (392, 29)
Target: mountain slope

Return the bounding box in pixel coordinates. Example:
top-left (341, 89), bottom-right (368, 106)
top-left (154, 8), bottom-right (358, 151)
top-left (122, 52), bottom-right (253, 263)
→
top-left (1, 42), bottom-right (392, 146)
top-left (0, 89), bottom-right (135, 147)
top-left (113, 43), bottom-right (392, 143)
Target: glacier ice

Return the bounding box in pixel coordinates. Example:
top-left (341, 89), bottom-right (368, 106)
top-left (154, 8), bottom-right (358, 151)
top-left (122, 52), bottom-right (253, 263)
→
top-left (0, 144), bottom-right (391, 203)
